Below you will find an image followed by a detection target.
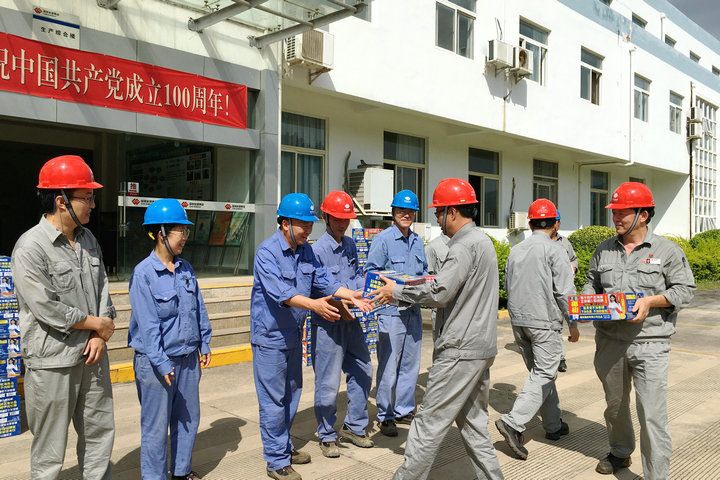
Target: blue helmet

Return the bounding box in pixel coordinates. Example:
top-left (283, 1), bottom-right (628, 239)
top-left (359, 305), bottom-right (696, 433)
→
top-left (142, 198), bottom-right (194, 226)
top-left (277, 193), bottom-right (320, 222)
top-left (391, 189), bottom-right (419, 211)
top-left (556, 211), bottom-right (562, 220)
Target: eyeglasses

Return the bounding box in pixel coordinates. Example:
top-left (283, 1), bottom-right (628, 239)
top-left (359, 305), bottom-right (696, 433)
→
top-left (70, 195), bottom-right (96, 205)
top-left (168, 228), bottom-right (191, 238)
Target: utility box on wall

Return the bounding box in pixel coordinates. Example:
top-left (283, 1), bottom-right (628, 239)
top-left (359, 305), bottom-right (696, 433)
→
top-left (348, 167), bottom-right (393, 215)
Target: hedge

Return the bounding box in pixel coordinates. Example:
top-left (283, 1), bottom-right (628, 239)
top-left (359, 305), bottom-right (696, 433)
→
top-left (487, 233), bottom-right (511, 308)
top-left (568, 226), bottom-right (616, 292)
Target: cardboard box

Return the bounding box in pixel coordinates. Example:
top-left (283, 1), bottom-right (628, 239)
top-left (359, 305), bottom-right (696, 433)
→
top-left (0, 378), bottom-right (17, 399)
top-left (0, 418), bottom-right (20, 438)
top-left (569, 293), bottom-right (645, 321)
top-left (0, 337), bottom-right (19, 358)
top-left (0, 357), bottom-right (21, 377)
top-left (0, 256), bottom-right (12, 296)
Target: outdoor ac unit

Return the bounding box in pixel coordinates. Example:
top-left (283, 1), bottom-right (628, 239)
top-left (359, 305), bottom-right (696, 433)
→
top-left (286, 30), bottom-right (334, 69)
top-left (512, 46), bottom-right (533, 77)
top-left (688, 122), bottom-right (703, 140)
top-left (347, 167), bottom-right (393, 215)
top-left (488, 39), bottom-right (513, 68)
top-left (507, 211), bottom-right (529, 230)
top-left (689, 106), bottom-right (703, 123)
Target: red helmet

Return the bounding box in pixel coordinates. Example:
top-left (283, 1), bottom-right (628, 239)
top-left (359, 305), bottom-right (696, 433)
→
top-left (428, 178), bottom-right (478, 208)
top-left (528, 199), bottom-right (559, 220)
top-left (37, 155), bottom-right (103, 189)
top-left (606, 182), bottom-right (655, 209)
top-left (320, 191), bottom-right (356, 219)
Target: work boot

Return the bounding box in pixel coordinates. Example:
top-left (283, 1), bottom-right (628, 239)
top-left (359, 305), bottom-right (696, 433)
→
top-left (545, 420), bottom-right (569, 440)
top-left (267, 466), bottom-right (302, 480)
top-left (290, 449), bottom-right (311, 464)
top-left (379, 419), bottom-right (398, 437)
top-left (558, 359), bottom-right (567, 372)
top-left (394, 412), bottom-right (415, 425)
top-left (596, 453), bottom-right (632, 474)
top-left (319, 441), bottom-right (340, 458)
top-left (495, 419), bottom-right (528, 460)
top-left (339, 425), bottom-right (374, 448)
top-left (172, 472), bottom-right (201, 480)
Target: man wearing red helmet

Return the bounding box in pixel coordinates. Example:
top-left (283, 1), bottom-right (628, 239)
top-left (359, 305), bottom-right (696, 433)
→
top-left (12, 155), bottom-right (116, 479)
top-left (495, 199), bottom-right (578, 461)
top-left (310, 191), bottom-right (374, 459)
top-left (582, 182), bottom-right (695, 478)
top-left (373, 178), bottom-right (504, 480)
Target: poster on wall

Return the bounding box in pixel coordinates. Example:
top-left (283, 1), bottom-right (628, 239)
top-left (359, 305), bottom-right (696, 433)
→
top-left (194, 211), bottom-right (213, 244)
top-left (225, 212), bottom-right (250, 246)
top-left (129, 151), bottom-right (212, 200)
top-left (208, 212), bottom-right (232, 246)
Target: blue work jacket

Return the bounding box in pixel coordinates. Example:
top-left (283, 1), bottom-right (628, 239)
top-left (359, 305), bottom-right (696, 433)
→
top-left (128, 251), bottom-right (212, 376)
top-left (311, 232), bottom-right (364, 327)
top-left (364, 224), bottom-right (428, 316)
top-left (251, 229), bottom-right (341, 349)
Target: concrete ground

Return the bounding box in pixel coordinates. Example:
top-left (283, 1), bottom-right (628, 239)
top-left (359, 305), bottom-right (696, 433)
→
top-left (1, 290), bottom-right (719, 479)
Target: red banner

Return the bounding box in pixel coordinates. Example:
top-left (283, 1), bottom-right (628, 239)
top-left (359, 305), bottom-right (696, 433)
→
top-left (0, 33), bottom-right (247, 129)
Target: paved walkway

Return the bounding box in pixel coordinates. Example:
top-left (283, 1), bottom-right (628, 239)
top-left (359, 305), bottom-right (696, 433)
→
top-left (1, 291), bottom-right (719, 479)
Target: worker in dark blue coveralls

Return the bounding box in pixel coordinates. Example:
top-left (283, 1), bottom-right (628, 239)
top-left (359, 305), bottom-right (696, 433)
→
top-left (251, 193), bottom-right (372, 480)
top-left (365, 189), bottom-right (428, 437)
top-left (311, 191), bottom-right (374, 459)
top-left (128, 198), bottom-right (212, 480)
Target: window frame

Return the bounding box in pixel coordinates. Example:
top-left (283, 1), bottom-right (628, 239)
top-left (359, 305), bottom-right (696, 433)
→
top-left (634, 74), bottom-right (651, 122)
top-left (519, 19), bottom-right (549, 85)
top-left (435, 0), bottom-right (476, 59)
top-left (590, 170), bottom-right (609, 227)
top-left (669, 91), bottom-right (684, 135)
top-left (664, 35), bottom-right (676, 48)
top-left (383, 131), bottom-right (427, 221)
top-left (631, 13), bottom-right (647, 29)
top-left (690, 51), bottom-right (701, 63)
top-left (468, 147), bottom-right (501, 228)
top-left (280, 111), bottom-right (327, 210)
top-left (693, 97), bottom-right (718, 233)
top-left (533, 159), bottom-right (559, 205)
top-left (713, 66), bottom-right (720, 77)
top-left (580, 48), bottom-right (603, 105)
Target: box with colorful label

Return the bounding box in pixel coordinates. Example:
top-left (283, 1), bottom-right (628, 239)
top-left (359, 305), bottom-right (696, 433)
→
top-left (569, 293), bottom-right (644, 321)
top-left (0, 337), bottom-right (20, 358)
top-left (0, 378), bottom-right (17, 399)
top-left (0, 257), bottom-right (12, 296)
top-left (0, 357), bottom-right (21, 377)
top-left (0, 418), bottom-right (21, 438)
top-left (0, 395), bottom-right (20, 422)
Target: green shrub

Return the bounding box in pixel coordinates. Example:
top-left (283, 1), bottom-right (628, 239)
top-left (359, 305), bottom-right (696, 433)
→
top-left (487, 233), bottom-right (511, 308)
top-left (663, 234), bottom-right (692, 254)
top-left (568, 226), bottom-right (617, 292)
top-left (689, 229), bottom-right (720, 249)
top-left (686, 238), bottom-right (720, 282)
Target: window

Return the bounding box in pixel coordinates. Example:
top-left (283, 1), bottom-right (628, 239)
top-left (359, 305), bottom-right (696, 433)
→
top-left (383, 132), bottom-right (426, 220)
top-left (693, 98), bottom-right (718, 233)
top-left (345, 0), bottom-right (371, 21)
top-left (533, 160), bottom-right (558, 205)
top-left (598, 0), bottom-right (612, 5)
top-left (634, 75), bottom-right (650, 122)
top-left (713, 66), bottom-right (720, 77)
top-left (281, 112), bottom-right (326, 209)
top-left (669, 91), bottom-right (684, 134)
top-left (581, 48), bottom-right (603, 105)
top-left (629, 177), bottom-right (645, 184)
top-left (631, 14), bottom-right (646, 29)
top-left (664, 35), bottom-right (676, 48)
top-left (519, 20), bottom-right (548, 85)
top-left (590, 171), bottom-right (609, 226)
top-left (690, 51), bottom-right (701, 63)
top-left (468, 148), bottom-right (500, 227)
top-left (436, 0), bottom-right (475, 58)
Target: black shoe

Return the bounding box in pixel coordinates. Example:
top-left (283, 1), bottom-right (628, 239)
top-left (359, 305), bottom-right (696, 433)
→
top-left (596, 453), bottom-right (632, 474)
top-left (545, 421), bottom-right (569, 440)
top-left (495, 419), bottom-right (528, 460)
top-left (379, 419), bottom-right (398, 437)
top-left (172, 472), bottom-right (201, 480)
top-left (558, 359), bottom-right (567, 372)
top-left (394, 412), bottom-right (415, 425)
top-left (267, 466), bottom-right (302, 480)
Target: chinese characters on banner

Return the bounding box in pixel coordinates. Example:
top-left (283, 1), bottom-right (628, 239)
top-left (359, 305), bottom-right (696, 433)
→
top-left (0, 33), bottom-right (247, 129)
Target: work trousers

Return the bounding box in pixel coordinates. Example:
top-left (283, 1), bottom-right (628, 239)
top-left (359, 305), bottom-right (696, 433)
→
top-left (252, 344), bottom-right (302, 471)
top-left (393, 353), bottom-right (504, 480)
top-left (311, 320), bottom-right (373, 442)
top-left (501, 326), bottom-right (563, 434)
top-left (594, 335), bottom-right (671, 480)
top-left (24, 355), bottom-right (114, 480)
top-left (134, 351), bottom-right (201, 480)
top-left (375, 309), bottom-right (422, 422)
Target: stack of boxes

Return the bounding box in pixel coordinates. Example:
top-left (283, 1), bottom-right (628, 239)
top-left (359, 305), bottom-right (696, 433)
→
top-left (302, 312), bottom-right (313, 367)
top-left (0, 256), bottom-right (21, 438)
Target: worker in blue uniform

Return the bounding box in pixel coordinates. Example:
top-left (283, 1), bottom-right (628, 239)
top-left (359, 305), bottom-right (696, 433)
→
top-left (251, 193), bottom-right (372, 480)
top-left (311, 191), bottom-right (374, 459)
top-left (365, 189), bottom-right (428, 436)
top-left (128, 198), bottom-right (212, 480)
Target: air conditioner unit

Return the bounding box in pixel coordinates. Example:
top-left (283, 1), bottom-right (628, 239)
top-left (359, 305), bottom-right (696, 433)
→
top-left (507, 211), bottom-right (529, 231)
top-left (488, 39), bottom-right (513, 68)
top-left (688, 122), bottom-right (703, 140)
top-left (286, 30), bottom-right (334, 69)
top-left (347, 166), bottom-right (393, 215)
top-left (512, 46), bottom-right (533, 77)
top-left (689, 107), bottom-right (703, 123)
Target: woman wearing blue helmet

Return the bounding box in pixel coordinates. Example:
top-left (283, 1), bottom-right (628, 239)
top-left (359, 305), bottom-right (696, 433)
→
top-left (128, 198), bottom-right (212, 480)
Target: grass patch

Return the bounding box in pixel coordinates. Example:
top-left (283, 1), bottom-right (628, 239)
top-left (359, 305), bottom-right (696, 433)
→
top-left (697, 280), bottom-right (720, 291)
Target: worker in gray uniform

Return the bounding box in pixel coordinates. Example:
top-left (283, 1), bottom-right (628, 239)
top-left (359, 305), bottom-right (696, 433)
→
top-left (373, 178), bottom-right (504, 480)
top-left (424, 233), bottom-right (449, 332)
top-left (496, 199), bottom-right (578, 461)
top-left (551, 212), bottom-right (578, 373)
top-left (582, 182), bottom-right (695, 479)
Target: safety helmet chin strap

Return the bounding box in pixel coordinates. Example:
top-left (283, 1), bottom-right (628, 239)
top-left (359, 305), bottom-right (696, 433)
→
top-left (288, 218), bottom-right (298, 249)
top-left (60, 190), bottom-right (84, 230)
top-left (441, 206), bottom-right (449, 235)
top-left (620, 209), bottom-right (642, 238)
top-left (160, 224), bottom-right (176, 257)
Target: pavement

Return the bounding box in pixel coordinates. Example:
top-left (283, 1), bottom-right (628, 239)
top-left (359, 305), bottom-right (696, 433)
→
top-left (1, 290), bottom-right (719, 479)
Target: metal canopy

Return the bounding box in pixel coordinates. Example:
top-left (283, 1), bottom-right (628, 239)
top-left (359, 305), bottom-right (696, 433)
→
top-left (184, 0), bottom-right (366, 48)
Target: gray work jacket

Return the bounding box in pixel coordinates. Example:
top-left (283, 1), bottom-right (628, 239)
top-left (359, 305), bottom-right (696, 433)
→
top-left (556, 234), bottom-right (579, 272)
top-left (505, 231), bottom-right (577, 331)
top-left (425, 234), bottom-right (449, 275)
top-left (12, 217), bottom-right (116, 369)
top-left (581, 231), bottom-right (695, 342)
top-left (393, 222), bottom-right (498, 359)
